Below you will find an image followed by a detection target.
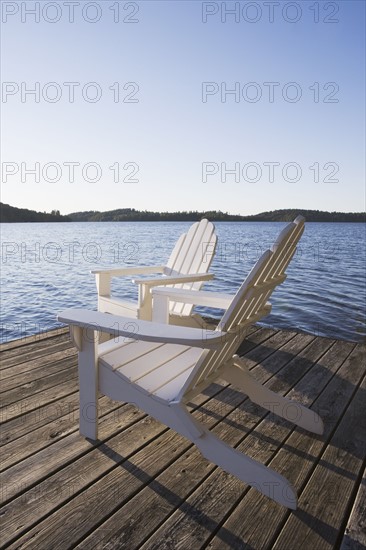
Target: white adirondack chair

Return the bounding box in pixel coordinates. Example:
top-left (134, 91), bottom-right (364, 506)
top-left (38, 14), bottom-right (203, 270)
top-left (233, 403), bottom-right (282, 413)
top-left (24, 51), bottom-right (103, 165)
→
top-left (58, 216), bottom-right (323, 509)
top-left (91, 219), bottom-right (217, 327)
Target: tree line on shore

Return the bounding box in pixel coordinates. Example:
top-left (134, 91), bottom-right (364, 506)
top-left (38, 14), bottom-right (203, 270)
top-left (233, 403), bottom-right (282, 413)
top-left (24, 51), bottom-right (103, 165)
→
top-left (1, 203), bottom-right (365, 223)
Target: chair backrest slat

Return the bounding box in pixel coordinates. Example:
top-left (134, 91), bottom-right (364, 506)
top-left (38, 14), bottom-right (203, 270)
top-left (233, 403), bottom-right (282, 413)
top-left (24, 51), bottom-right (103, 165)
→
top-left (178, 216), bottom-right (305, 400)
top-left (165, 219), bottom-right (217, 316)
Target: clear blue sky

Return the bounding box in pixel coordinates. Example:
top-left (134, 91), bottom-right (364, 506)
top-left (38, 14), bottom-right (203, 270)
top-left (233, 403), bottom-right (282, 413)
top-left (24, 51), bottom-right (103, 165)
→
top-left (1, 0), bottom-right (365, 215)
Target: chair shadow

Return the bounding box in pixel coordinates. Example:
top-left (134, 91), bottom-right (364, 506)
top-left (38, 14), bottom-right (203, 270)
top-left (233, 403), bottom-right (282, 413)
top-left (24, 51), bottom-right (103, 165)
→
top-left (291, 508), bottom-right (345, 546)
top-left (187, 333), bottom-right (365, 536)
top-left (91, 333), bottom-right (363, 547)
top-left (196, 336), bottom-right (365, 466)
top-left (95, 441), bottom-right (256, 550)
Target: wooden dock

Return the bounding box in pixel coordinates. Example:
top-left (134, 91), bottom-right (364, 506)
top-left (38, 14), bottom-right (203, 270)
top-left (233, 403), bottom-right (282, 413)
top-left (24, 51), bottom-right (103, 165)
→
top-left (0, 326), bottom-right (365, 549)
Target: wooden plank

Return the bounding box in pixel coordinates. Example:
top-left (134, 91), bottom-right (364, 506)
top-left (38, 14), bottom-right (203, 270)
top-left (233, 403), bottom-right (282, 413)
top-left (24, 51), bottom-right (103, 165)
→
top-left (0, 359), bottom-right (78, 408)
top-left (0, 374), bottom-right (78, 423)
top-left (192, 328), bottom-right (297, 410)
top-left (188, 328), bottom-right (302, 416)
top-left (232, 328), bottom-right (275, 356)
top-left (340, 470), bottom-right (366, 550)
top-left (1, 328), bottom-right (363, 550)
top-left (0, 326), bottom-right (257, 445)
top-left (1, 407), bottom-right (154, 547)
top-left (0, 349), bottom-right (77, 392)
top-left (0, 333), bottom-right (71, 367)
top-left (0, 395), bottom-right (124, 472)
top-left (76, 381), bottom-right (265, 549)
top-left (0, 402), bottom-right (147, 507)
top-left (240, 329), bottom-right (310, 371)
top-left (254, 333), bottom-right (334, 391)
top-left (235, 326), bottom-right (278, 355)
top-left (205, 340), bottom-right (362, 550)
top-left (272, 374), bottom-right (366, 550)
top-left (2, 382), bottom-right (235, 546)
top-left (74, 331), bottom-right (325, 549)
top-left (0, 339), bottom-right (74, 374)
top-left (0, 327), bottom-right (69, 353)
top-left (136, 334), bottom-right (337, 550)
top-left (0, 392), bottom-right (79, 445)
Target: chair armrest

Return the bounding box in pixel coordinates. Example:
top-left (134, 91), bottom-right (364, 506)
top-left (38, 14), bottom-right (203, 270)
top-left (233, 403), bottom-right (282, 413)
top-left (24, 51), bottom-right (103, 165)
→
top-left (152, 287), bottom-right (233, 309)
top-left (151, 287), bottom-right (271, 324)
top-left (91, 265), bottom-right (165, 277)
top-left (57, 309), bottom-right (225, 349)
top-left (132, 272), bottom-right (214, 287)
top-left (92, 265), bottom-right (165, 297)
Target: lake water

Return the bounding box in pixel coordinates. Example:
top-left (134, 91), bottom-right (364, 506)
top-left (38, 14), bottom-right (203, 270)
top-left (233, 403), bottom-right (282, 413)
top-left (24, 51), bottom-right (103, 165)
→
top-left (1, 221), bottom-right (365, 343)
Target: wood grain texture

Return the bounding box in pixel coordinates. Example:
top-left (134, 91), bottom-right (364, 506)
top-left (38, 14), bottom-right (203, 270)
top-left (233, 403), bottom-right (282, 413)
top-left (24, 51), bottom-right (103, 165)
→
top-left (340, 470), bottom-right (366, 550)
top-left (0, 337), bottom-right (73, 372)
top-left (207, 339), bottom-right (359, 550)
top-left (0, 329), bottom-right (364, 550)
top-left (0, 327), bottom-right (69, 353)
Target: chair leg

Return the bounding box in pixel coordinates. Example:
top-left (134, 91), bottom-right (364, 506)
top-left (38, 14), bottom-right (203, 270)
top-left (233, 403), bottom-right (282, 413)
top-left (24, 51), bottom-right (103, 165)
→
top-left (222, 357), bottom-right (324, 435)
top-left (196, 428), bottom-right (297, 509)
top-left (170, 402), bottom-right (297, 509)
top-left (78, 329), bottom-right (99, 440)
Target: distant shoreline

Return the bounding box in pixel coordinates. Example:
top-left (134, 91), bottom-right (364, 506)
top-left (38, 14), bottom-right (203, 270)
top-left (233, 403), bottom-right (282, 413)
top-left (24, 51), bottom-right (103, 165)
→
top-left (1, 203), bottom-right (365, 223)
top-left (2, 219), bottom-right (365, 222)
